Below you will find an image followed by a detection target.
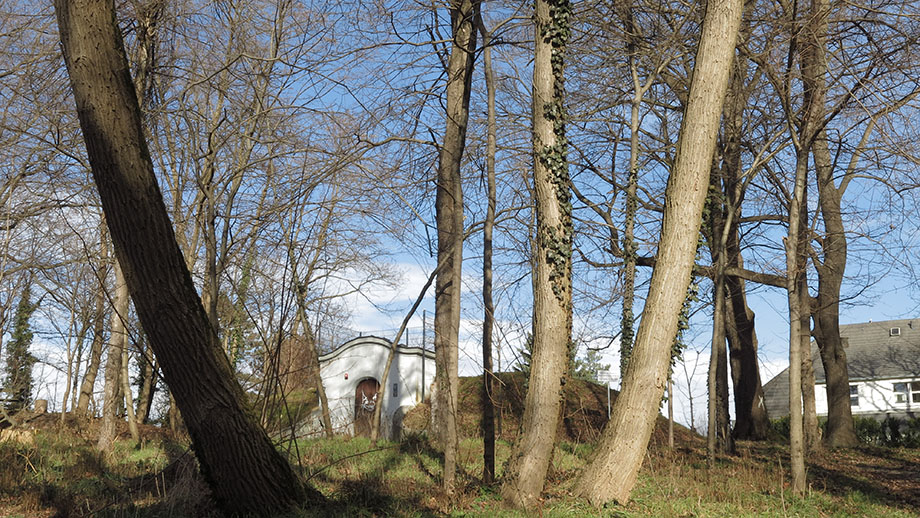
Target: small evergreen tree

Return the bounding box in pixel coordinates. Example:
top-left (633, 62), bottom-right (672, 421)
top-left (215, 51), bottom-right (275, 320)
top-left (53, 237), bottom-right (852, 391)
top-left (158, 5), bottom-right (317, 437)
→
top-left (512, 333), bottom-right (534, 378)
top-left (573, 347), bottom-right (610, 383)
top-left (4, 284), bottom-right (37, 414)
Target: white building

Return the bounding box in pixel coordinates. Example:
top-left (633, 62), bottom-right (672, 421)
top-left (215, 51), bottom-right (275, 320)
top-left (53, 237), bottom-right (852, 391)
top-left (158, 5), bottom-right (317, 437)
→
top-left (309, 335), bottom-right (435, 439)
top-left (764, 318), bottom-right (920, 421)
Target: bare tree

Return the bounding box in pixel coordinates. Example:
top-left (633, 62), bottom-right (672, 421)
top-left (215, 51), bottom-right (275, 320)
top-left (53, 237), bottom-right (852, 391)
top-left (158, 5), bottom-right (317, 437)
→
top-left (432, 0), bottom-right (479, 497)
top-left (500, 0), bottom-right (573, 508)
top-left (575, 0), bottom-right (743, 504)
top-left (53, 0), bottom-right (318, 513)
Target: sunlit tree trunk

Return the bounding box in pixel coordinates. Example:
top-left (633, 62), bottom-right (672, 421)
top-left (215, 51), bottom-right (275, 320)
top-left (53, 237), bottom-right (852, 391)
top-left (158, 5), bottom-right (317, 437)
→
top-left (785, 146), bottom-right (809, 495)
top-left (76, 229), bottom-right (109, 417)
top-left (574, 0), bottom-right (743, 504)
top-left (97, 262), bottom-right (128, 453)
top-left (433, 0), bottom-right (479, 496)
top-left (500, 0), bottom-right (573, 509)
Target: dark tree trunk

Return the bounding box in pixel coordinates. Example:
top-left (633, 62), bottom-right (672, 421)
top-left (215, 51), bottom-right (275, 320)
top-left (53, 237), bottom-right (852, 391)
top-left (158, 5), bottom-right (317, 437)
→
top-left (800, 0), bottom-right (858, 449)
top-left (54, 1), bottom-right (316, 514)
top-left (724, 269), bottom-right (770, 439)
top-left (135, 343), bottom-right (157, 425)
top-left (477, 12), bottom-right (497, 486)
top-left (719, 55), bottom-right (770, 441)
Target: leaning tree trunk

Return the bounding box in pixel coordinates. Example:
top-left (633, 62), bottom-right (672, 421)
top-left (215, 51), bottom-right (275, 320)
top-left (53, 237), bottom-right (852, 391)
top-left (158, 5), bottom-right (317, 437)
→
top-left (500, 0), bottom-right (573, 509)
top-left (432, 0), bottom-right (478, 496)
top-left (574, 0), bottom-right (743, 505)
top-left (54, 1), bottom-right (315, 514)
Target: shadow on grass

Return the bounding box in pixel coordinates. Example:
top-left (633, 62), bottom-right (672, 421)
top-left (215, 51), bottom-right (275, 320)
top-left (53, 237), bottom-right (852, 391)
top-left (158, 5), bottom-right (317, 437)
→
top-left (300, 476), bottom-right (442, 518)
top-left (808, 447), bottom-right (920, 513)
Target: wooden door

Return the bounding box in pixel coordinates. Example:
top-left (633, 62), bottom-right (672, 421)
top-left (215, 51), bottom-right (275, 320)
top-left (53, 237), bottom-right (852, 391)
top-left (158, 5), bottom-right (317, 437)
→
top-left (354, 378), bottom-right (380, 437)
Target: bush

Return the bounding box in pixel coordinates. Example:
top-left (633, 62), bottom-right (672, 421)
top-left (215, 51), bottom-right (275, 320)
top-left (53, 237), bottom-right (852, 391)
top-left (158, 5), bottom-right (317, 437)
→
top-left (853, 416), bottom-right (883, 446)
top-left (770, 416), bottom-right (790, 440)
top-left (772, 415), bottom-right (920, 448)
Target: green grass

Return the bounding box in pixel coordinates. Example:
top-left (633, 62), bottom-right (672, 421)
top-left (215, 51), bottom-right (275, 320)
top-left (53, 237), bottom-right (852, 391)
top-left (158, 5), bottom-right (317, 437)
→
top-left (1, 424), bottom-right (918, 517)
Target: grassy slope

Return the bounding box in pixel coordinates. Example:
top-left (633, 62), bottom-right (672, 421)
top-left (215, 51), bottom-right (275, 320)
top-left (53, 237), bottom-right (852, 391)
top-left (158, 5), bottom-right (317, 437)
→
top-left (1, 376), bottom-right (919, 517)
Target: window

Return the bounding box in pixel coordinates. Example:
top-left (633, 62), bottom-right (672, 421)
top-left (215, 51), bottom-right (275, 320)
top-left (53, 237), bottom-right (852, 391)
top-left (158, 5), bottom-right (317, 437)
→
top-left (893, 382), bottom-right (920, 404)
top-left (890, 327), bottom-right (901, 336)
top-left (850, 385), bottom-right (859, 407)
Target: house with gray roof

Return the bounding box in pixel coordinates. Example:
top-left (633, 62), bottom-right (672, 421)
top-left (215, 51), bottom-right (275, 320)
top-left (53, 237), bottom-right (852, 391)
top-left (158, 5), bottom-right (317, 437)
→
top-left (763, 318), bottom-right (920, 421)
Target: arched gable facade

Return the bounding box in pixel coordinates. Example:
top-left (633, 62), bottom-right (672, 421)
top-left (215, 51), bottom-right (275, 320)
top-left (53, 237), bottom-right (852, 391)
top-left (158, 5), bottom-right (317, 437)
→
top-left (316, 336), bottom-right (435, 438)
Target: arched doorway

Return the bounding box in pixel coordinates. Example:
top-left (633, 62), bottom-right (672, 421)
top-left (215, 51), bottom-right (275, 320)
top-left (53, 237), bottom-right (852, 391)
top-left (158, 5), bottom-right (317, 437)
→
top-left (354, 378), bottom-right (380, 437)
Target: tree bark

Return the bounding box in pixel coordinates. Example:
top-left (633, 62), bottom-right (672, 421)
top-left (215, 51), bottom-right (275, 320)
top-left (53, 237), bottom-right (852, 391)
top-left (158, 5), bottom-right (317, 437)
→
top-left (477, 12), bottom-right (497, 486)
top-left (500, 0), bottom-right (573, 509)
top-left (574, 0), bottom-right (743, 505)
top-left (121, 328), bottom-right (141, 444)
top-left (97, 262), bottom-right (128, 453)
top-left (812, 131), bottom-right (858, 447)
top-left (707, 246), bottom-right (733, 461)
top-left (135, 342), bottom-right (157, 424)
top-left (718, 54), bottom-right (770, 441)
top-left (785, 145), bottom-right (809, 495)
top-left (799, 0), bottom-right (858, 449)
top-left (76, 230), bottom-right (109, 417)
top-left (619, 1), bottom-right (640, 379)
top-left (800, 283), bottom-right (820, 452)
top-left (724, 251), bottom-right (769, 439)
top-left (54, 1), bottom-right (315, 514)
top-left (433, 0), bottom-right (478, 497)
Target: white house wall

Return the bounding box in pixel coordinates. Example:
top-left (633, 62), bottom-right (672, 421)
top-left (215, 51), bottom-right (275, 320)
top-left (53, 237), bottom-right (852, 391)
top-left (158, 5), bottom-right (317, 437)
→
top-left (316, 336), bottom-right (435, 437)
top-left (816, 377), bottom-right (920, 419)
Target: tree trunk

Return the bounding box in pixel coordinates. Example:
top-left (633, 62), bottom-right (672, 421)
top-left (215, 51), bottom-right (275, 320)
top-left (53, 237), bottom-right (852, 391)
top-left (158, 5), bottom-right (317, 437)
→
top-left (799, 0), bottom-right (858, 450)
top-left (785, 147), bottom-right (809, 495)
top-left (619, 2), bottom-right (640, 379)
top-left (500, 0), bottom-right (573, 509)
top-left (76, 230), bottom-right (109, 417)
top-left (707, 251), bottom-right (733, 461)
top-left (54, 2), bottom-right (315, 514)
top-left (303, 317), bottom-right (333, 438)
top-left (97, 262), bottom-right (129, 453)
top-left (812, 132), bottom-right (858, 448)
top-left (121, 331), bottom-right (141, 444)
top-left (706, 162), bottom-right (735, 458)
top-left (433, 0), bottom-right (478, 496)
top-left (135, 343), bottom-right (157, 424)
top-left (724, 252), bottom-right (769, 439)
top-left (800, 286), bottom-right (820, 452)
top-left (574, 0), bottom-right (743, 505)
top-left (719, 53), bottom-right (770, 441)
top-left (477, 12), bottom-right (497, 486)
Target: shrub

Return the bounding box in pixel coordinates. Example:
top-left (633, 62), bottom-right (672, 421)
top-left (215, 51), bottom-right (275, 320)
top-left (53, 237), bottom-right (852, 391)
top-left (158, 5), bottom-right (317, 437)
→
top-left (853, 416), bottom-right (883, 446)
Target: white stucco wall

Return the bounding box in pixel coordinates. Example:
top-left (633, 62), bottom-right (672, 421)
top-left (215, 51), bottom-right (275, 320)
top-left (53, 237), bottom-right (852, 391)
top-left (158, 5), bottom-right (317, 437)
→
top-left (816, 377), bottom-right (920, 418)
top-left (313, 336), bottom-right (435, 437)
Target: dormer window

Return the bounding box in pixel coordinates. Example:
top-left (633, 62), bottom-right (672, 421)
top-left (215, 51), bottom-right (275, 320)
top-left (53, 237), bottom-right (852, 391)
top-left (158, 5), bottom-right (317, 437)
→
top-left (890, 327), bottom-right (901, 336)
